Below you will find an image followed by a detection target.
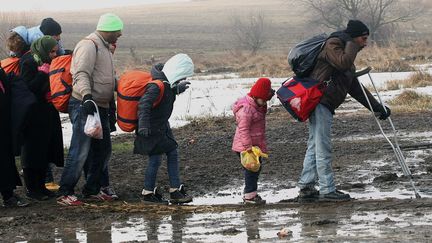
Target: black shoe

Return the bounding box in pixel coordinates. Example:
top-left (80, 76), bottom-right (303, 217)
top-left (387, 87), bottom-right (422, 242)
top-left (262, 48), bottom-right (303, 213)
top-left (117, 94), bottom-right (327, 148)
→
top-left (170, 184), bottom-right (193, 204)
top-left (3, 194), bottom-right (30, 207)
top-left (298, 186), bottom-right (319, 202)
top-left (26, 191), bottom-right (49, 201)
top-left (243, 195), bottom-right (266, 205)
top-left (319, 190), bottom-right (351, 202)
top-left (141, 187), bottom-right (169, 205)
top-left (41, 187), bottom-right (57, 198)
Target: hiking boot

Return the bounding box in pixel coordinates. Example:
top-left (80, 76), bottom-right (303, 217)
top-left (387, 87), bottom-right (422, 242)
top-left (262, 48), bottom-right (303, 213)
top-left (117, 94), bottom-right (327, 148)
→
top-left (319, 190), bottom-right (351, 202)
top-left (57, 195), bottom-right (84, 206)
top-left (170, 184), bottom-right (193, 204)
top-left (298, 187), bottom-right (319, 202)
top-left (101, 186), bottom-right (119, 200)
top-left (83, 190), bottom-right (113, 201)
top-left (26, 191), bottom-right (49, 201)
top-left (45, 182), bottom-right (60, 191)
top-left (141, 187), bottom-right (168, 205)
top-left (243, 195), bottom-right (266, 205)
top-left (3, 194), bottom-right (30, 208)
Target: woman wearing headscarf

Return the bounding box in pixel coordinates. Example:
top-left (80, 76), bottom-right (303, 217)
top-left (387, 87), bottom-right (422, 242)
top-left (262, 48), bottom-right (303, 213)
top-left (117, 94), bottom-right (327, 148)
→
top-left (0, 68), bottom-right (29, 207)
top-left (19, 35), bottom-right (64, 201)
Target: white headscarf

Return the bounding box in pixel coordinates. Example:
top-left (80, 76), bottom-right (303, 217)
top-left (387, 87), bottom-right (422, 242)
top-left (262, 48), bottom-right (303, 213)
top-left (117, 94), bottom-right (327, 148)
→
top-left (162, 53), bottom-right (194, 87)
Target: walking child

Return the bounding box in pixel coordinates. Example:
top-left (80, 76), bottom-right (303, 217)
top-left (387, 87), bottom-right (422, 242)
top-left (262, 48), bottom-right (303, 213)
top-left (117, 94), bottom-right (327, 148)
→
top-left (134, 53), bottom-right (194, 204)
top-left (232, 78), bottom-right (274, 204)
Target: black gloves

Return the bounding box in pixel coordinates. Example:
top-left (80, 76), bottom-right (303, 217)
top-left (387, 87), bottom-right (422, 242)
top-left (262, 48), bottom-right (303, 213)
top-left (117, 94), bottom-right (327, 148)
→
top-left (175, 81), bottom-right (191, 94)
top-left (269, 88), bottom-right (275, 100)
top-left (375, 106), bottom-right (391, 120)
top-left (82, 94), bottom-right (97, 115)
top-left (138, 127), bottom-right (151, 137)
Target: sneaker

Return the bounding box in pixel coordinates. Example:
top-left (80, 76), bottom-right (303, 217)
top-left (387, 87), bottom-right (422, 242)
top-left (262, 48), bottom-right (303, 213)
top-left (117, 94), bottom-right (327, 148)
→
top-left (45, 182), bottom-right (60, 191)
top-left (319, 190), bottom-right (351, 202)
top-left (57, 195), bottom-right (84, 206)
top-left (84, 190), bottom-right (113, 201)
top-left (26, 191), bottom-right (49, 201)
top-left (101, 186), bottom-right (119, 200)
top-left (298, 187), bottom-right (319, 202)
top-left (243, 195), bottom-right (266, 205)
top-left (3, 194), bottom-right (30, 207)
top-left (170, 184), bottom-right (193, 204)
top-left (141, 187), bottom-right (169, 205)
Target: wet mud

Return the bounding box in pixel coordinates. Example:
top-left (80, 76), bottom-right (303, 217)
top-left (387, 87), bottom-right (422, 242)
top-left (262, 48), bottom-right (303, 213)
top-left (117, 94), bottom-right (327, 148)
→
top-left (1, 107), bottom-right (432, 242)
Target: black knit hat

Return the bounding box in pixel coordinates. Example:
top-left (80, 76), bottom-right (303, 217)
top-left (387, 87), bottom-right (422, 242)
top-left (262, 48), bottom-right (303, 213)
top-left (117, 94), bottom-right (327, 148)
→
top-left (40, 18), bottom-right (62, 36)
top-left (345, 20), bottom-right (369, 38)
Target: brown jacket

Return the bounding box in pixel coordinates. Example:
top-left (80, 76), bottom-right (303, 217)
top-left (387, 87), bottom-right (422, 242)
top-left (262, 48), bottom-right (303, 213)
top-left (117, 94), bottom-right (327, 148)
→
top-left (310, 36), bottom-right (380, 113)
top-left (71, 32), bottom-right (116, 108)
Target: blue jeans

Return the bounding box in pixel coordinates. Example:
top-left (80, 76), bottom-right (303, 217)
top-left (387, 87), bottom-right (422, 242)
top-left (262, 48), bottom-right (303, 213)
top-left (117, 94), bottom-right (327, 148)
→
top-left (59, 97), bottom-right (112, 196)
top-left (83, 148), bottom-right (110, 188)
top-left (298, 104), bottom-right (335, 194)
top-left (144, 149), bottom-right (181, 191)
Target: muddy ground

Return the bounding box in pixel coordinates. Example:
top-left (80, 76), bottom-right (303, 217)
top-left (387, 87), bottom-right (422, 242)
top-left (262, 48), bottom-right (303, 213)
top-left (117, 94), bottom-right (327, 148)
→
top-left (1, 106), bottom-right (432, 242)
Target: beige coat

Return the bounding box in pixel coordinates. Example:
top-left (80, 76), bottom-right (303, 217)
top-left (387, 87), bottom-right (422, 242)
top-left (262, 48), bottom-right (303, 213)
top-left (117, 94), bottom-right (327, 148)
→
top-left (71, 32), bottom-right (115, 108)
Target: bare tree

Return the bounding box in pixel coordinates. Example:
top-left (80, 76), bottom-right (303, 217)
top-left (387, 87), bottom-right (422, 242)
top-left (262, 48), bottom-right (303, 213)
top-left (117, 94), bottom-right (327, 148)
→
top-left (0, 12), bottom-right (36, 58)
top-left (298, 0), bottom-right (428, 42)
top-left (230, 11), bottom-right (268, 55)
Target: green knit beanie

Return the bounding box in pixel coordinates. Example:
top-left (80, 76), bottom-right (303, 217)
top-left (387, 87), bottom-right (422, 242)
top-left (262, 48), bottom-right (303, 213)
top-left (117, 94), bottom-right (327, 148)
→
top-left (30, 35), bottom-right (57, 65)
top-left (96, 13), bottom-right (124, 32)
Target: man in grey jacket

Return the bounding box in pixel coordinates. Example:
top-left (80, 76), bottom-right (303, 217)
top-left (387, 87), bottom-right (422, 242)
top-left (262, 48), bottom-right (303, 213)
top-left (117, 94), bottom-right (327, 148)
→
top-left (57, 13), bottom-right (123, 206)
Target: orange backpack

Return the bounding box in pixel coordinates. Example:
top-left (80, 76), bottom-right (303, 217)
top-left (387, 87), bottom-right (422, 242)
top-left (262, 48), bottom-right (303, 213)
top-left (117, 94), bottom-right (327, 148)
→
top-left (49, 54), bottom-right (72, 113)
top-left (117, 70), bottom-right (165, 132)
top-left (49, 38), bottom-right (98, 113)
top-left (1, 57), bottom-right (20, 75)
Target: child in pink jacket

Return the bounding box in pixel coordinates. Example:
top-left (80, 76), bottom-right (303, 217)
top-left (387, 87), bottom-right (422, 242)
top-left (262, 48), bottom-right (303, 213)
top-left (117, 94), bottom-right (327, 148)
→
top-left (232, 77), bottom-right (274, 204)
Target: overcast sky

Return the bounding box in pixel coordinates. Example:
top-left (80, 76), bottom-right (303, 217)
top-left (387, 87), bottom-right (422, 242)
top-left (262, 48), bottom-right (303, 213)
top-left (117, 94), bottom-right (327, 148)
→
top-left (1, 0), bottom-right (190, 12)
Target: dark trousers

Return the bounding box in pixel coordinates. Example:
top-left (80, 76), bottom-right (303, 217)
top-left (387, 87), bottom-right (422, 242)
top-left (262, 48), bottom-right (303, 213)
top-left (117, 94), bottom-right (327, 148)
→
top-left (237, 152), bottom-right (262, 193)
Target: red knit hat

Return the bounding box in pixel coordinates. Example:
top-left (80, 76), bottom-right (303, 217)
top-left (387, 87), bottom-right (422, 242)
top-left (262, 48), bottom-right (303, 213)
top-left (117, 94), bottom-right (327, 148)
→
top-left (249, 77), bottom-right (272, 100)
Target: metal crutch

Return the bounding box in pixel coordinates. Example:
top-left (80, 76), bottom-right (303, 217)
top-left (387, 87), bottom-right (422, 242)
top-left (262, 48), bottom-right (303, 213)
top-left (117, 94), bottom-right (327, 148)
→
top-left (355, 67), bottom-right (421, 199)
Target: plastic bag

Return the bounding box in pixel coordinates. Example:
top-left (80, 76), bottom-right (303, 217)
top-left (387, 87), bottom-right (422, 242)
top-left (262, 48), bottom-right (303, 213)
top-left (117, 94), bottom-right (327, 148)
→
top-left (84, 100), bottom-right (103, 139)
top-left (288, 33), bottom-right (328, 78)
top-left (240, 146), bottom-right (268, 172)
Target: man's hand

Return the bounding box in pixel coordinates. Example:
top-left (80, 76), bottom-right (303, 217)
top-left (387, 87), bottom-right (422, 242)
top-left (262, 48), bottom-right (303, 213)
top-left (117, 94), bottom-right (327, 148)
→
top-left (82, 94), bottom-right (97, 115)
top-left (138, 127), bottom-right (151, 137)
top-left (375, 106), bottom-right (391, 120)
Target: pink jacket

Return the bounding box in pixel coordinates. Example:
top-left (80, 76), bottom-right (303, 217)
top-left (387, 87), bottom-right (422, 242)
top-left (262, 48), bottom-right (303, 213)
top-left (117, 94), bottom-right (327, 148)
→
top-left (232, 95), bottom-right (267, 153)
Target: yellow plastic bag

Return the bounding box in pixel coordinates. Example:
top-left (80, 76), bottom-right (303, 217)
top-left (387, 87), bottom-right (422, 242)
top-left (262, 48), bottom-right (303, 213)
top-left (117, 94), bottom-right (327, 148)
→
top-left (240, 146), bottom-right (268, 172)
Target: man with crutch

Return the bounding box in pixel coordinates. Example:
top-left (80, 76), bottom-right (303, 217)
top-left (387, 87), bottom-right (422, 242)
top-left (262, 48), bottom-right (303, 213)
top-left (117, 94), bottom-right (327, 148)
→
top-left (297, 20), bottom-right (391, 202)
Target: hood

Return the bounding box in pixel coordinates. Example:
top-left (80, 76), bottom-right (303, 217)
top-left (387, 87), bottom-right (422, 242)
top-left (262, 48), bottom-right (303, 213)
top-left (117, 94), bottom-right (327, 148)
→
top-left (162, 53), bottom-right (194, 87)
top-left (11, 26), bottom-right (29, 45)
top-left (232, 95), bottom-right (266, 115)
top-left (151, 63), bottom-right (168, 82)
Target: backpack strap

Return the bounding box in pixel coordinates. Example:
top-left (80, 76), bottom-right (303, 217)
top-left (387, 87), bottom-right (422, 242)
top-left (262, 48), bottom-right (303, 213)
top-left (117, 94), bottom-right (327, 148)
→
top-left (83, 38), bottom-right (99, 53)
top-left (150, 80), bottom-right (165, 107)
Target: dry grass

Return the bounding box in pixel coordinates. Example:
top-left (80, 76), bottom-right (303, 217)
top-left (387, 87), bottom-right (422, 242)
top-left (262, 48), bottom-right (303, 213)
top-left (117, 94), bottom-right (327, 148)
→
top-left (388, 90), bottom-right (432, 111)
top-left (385, 71), bottom-right (432, 90)
top-left (1, 0), bottom-right (432, 77)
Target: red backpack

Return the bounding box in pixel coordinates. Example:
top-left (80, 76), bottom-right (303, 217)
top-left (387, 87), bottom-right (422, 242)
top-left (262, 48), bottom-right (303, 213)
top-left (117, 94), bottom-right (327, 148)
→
top-left (117, 70), bottom-right (165, 132)
top-left (276, 77), bottom-right (325, 122)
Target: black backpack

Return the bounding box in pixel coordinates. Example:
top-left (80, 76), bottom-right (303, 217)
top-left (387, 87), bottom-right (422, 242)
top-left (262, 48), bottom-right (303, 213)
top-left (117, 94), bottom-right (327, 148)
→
top-left (288, 33), bottom-right (328, 78)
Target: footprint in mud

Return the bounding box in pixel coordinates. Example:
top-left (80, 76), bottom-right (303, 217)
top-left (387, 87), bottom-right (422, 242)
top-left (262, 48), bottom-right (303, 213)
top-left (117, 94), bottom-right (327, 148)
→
top-left (373, 173), bottom-right (398, 183)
